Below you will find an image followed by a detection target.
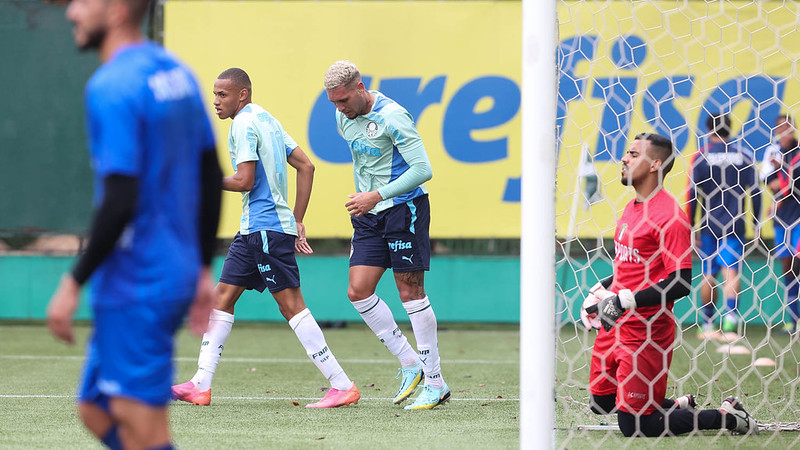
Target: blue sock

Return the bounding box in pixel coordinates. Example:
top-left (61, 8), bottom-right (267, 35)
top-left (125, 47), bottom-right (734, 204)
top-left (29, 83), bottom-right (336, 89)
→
top-left (101, 425), bottom-right (122, 450)
top-left (725, 297), bottom-right (736, 313)
top-left (701, 304), bottom-right (715, 324)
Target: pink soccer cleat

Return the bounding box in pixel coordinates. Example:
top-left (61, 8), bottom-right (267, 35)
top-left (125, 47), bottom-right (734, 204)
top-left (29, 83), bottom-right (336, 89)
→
top-left (305, 383), bottom-right (360, 408)
top-left (171, 381), bottom-right (211, 406)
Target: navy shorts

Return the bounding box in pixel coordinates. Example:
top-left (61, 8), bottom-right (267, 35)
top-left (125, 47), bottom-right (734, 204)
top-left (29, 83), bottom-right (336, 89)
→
top-left (350, 194), bottom-right (431, 272)
top-left (78, 299), bottom-right (190, 408)
top-left (219, 231), bottom-right (301, 293)
top-left (699, 232), bottom-right (743, 275)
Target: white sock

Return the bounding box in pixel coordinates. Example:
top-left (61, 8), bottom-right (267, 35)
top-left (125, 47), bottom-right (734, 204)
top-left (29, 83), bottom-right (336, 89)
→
top-left (404, 297), bottom-right (444, 389)
top-left (289, 308), bottom-right (352, 391)
top-left (351, 294), bottom-right (419, 368)
top-left (191, 309), bottom-right (234, 391)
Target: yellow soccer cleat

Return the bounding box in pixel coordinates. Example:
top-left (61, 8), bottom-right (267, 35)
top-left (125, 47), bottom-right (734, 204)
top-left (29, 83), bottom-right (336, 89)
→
top-left (393, 364), bottom-right (423, 404)
top-left (404, 383), bottom-right (451, 410)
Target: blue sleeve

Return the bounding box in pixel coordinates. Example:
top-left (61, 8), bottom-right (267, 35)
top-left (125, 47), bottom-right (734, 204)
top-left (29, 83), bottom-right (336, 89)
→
top-left (199, 104), bottom-right (216, 153)
top-left (87, 78), bottom-right (142, 178)
top-left (282, 128), bottom-right (298, 157)
top-left (376, 108), bottom-right (433, 200)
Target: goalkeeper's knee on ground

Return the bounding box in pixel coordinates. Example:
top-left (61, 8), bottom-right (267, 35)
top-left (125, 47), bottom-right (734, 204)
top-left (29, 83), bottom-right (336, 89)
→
top-left (589, 394), bottom-right (616, 415)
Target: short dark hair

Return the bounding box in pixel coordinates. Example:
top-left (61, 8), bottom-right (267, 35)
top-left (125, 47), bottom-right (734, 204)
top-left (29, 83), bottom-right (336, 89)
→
top-left (634, 132), bottom-right (676, 174)
top-left (706, 112), bottom-right (731, 138)
top-left (777, 113), bottom-right (794, 126)
top-left (118, 0), bottom-right (151, 24)
top-left (217, 68), bottom-right (252, 95)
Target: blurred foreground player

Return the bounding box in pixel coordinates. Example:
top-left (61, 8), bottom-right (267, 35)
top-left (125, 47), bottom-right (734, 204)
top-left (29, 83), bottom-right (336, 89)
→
top-left (582, 133), bottom-right (758, 437)
top-left (47, 0), bottom-right (222, 448)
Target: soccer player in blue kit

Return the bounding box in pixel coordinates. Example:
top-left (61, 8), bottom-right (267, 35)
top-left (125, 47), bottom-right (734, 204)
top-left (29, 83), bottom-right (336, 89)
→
top-left (324, 60), bottom-right (449, 410)
top-left (172, 68), bottom-right (360, 408)
top-left (46, 0), bottom-right (223, 448)
top-left (687, 113), bottom-right (761, 333)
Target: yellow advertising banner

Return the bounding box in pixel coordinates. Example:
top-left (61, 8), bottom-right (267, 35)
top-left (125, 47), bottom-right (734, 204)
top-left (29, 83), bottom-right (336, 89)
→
top-left (163, 1), bottom-right (521, 238)
top-left (165, 1), bottom-right (798, 240)
top-left (556, 1), bottom-right (800, 239)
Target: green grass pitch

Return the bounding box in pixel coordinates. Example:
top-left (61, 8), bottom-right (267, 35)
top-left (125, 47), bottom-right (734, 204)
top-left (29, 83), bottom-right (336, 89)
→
top-left (0, 322), bottom-right (519, 449)
top-left (4, 321), bottom-right (799, 448)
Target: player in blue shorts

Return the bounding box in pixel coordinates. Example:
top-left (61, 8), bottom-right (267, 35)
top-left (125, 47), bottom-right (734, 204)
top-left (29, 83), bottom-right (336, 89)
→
top-left (761, 114), bottom-right (800, 333)
top-left (688, 113), bottom-right (761, 333)
top-left (324, 60), bottom-right (449, 410)
top-left (172, 68), bottom-right (360, 408)
top-left (47, 0), bottom-right (223, 448)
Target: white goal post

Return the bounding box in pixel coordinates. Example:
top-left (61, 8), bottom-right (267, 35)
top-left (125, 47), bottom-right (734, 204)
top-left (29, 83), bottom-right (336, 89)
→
top-left (521, 0), bottom-right (557, 448)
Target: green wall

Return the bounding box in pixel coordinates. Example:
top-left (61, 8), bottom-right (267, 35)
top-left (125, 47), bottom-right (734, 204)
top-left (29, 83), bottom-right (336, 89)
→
top-left (0, 255), bottom-right (520, 322)
top-left (3, 254), bottom-right (789, 325)
top-left (2, 3), bottom-right (99, 232)
top-left (1, 2), bottom-right (155, 233)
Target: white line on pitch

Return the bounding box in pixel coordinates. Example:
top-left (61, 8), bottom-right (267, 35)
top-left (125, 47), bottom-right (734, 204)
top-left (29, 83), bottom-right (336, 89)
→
top-left (0, 394), bottom-right (519, 402)
top-left (0, 355), bottom-right (518, 365)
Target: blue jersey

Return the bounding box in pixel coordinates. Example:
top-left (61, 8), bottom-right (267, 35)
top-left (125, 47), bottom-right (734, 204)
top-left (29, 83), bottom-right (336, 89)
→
top-left (691, 140), bottom-right (761, 239)
top-left (227, 103), bottom-right (298, 236)
top-left (84, 42), bottom-right (216, 306)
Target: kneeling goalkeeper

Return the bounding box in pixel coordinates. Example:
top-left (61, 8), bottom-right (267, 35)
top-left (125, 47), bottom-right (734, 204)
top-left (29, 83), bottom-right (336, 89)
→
top-left (581, 133), bottom-right (758, 437)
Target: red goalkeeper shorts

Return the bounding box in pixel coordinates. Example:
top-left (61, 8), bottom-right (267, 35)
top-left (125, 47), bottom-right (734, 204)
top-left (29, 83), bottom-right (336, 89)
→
top-left (589, 316), bottom-right (675, 415)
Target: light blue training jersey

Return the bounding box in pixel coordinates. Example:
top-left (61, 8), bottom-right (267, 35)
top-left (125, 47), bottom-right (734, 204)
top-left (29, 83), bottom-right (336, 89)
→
top-left (228, 103), bottom-right (298, 236)
top-left (335, 91), bottom-right (430, 214)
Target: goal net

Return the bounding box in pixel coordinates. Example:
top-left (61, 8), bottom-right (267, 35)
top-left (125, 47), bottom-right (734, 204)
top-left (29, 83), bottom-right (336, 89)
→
top-left (554, 0), bottom-right (800, 445)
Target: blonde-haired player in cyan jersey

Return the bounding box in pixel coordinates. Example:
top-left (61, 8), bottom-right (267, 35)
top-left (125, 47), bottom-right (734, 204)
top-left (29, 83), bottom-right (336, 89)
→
top-left (324, 60), bottom-right (449, 410)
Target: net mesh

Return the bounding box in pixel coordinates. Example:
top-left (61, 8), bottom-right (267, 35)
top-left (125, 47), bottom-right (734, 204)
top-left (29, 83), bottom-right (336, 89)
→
top-left (556, 0), bottom-right (800, 445)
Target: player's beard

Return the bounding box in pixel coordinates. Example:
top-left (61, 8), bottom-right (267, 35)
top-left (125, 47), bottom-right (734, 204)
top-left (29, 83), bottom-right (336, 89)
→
top-left (620, 167), bottom-right (633, 186)
top-left (77, 25), bottom-right (107, 52)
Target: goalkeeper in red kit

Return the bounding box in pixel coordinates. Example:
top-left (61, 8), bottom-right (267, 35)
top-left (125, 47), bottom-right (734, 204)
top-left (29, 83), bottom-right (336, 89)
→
top-left (581, 133), bottom-right (758, 437)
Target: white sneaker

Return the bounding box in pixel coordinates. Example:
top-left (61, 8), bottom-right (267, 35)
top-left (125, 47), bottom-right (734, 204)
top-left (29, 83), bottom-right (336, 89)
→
top-left (719, 396), bottom-right (758, 435)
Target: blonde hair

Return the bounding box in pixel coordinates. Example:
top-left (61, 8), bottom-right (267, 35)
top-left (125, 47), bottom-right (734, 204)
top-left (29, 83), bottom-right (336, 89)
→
top-left (324, 60), bottom-right (361, 90)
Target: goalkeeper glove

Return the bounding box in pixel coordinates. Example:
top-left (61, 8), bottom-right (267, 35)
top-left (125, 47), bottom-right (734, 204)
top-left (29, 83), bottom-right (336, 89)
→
top-left (580, 282), bottom-right (613, 330)
top-left (584, 289), bottom-right (635, 331)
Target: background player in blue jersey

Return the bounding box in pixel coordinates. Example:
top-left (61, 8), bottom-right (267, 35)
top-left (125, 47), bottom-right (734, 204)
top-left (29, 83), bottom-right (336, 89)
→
top-left (761, 114), bottom-right (800, 333)
top-left (324, 60), bottom-right (448, 410)
top-left (688, 113), bottom-right (762, 333)
top-left (46, 0), bottom-right (223, 448)
top-left (172, 68), bottom-right (360, 409)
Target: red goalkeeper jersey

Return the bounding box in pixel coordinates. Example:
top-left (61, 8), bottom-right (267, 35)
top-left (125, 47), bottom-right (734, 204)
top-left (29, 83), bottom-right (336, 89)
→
top-left (610, 188), bottom-right (693, 325)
